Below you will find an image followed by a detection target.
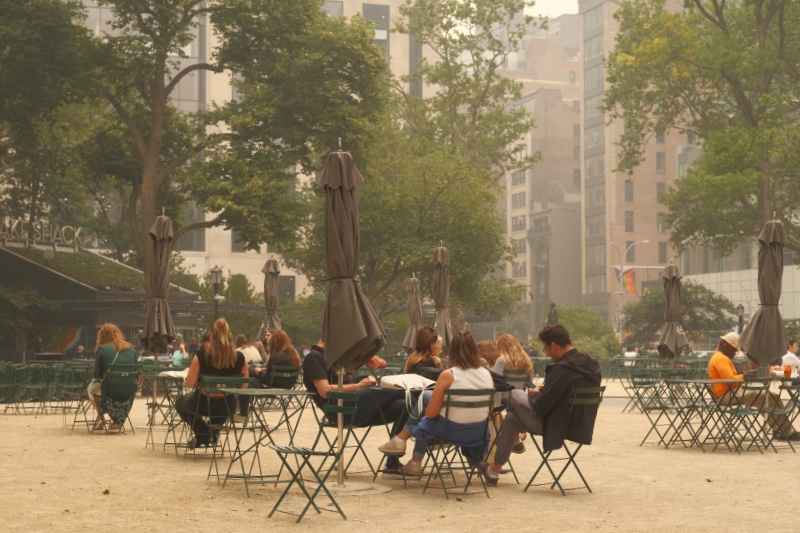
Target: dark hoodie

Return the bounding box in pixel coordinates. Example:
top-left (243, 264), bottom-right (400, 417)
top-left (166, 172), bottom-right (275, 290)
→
top-left (530, 348), bottom-right (602, 452)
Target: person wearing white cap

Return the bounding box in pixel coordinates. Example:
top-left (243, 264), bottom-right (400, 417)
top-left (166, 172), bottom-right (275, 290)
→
top-left (708, 331), bottom-right (799, 441)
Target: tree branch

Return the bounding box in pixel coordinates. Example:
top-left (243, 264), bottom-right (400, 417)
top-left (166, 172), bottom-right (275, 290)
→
top-left (101, 87), bottom-right (147, 159)
top-left (165, 62), bottom-right (222, 97)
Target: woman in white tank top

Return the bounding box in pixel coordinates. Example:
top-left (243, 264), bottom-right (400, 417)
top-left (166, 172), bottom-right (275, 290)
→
top-left (377, 330), bottom-right (495, 477)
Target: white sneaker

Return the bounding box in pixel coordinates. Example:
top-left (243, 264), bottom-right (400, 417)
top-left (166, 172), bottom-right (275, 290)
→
top-left (400, 461), bottom-right (422, 477)
top-left (378, 439), bottom-right (407, 456)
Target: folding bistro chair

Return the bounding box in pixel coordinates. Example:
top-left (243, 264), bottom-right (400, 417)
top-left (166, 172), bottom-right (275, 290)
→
top-left (311, 391), bottom-right (381, 477)
top-left (420, 388), bottom-right (495, 500)
top-left (484, 368), bottom-right (531, 484)
top-left (267, 391), bottom-right (356, 523)
top-left (525, 385), bottom-right (605, 496)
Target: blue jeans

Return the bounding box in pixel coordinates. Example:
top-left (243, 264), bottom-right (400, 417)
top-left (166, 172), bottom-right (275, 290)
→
top-left (406, 391), bottom-right (489, 461)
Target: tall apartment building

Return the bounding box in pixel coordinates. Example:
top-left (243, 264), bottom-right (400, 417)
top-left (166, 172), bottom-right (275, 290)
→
top-left (500, 16), bottom-right (583, 330)
top-left (578, 0), bottom-right (685, 328)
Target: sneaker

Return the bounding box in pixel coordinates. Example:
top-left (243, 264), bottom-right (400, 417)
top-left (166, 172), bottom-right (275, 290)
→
top-left (477, 461), bottom-right (499, 487)
top-left (378, 438), bottom-right (407, 456)
top-left (512, 441), bottom-right (526, 454)
top-left (399, 461), bottom-right (422, 477)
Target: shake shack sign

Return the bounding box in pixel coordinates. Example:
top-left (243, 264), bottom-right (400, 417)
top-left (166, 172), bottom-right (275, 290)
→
top-left (0, 217), bottom-right (90, 246)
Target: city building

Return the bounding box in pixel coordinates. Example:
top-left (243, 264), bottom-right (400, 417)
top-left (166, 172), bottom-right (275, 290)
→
top-left (578, 0), bottom-right (684, 328)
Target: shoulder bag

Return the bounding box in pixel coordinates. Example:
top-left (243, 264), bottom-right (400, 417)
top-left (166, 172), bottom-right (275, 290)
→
top-left (87, 350), bottom-right (120, 396)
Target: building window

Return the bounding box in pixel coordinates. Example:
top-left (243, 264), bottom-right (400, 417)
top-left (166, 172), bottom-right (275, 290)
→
top-left (657, 212), bottom-right (667, 234)
top-left (511, 192), bottom-right (526, 209)
top-left (364, 4), bottom-right (390, 58)
top-left (267, 243), bottom-right (278, 253)
top-left (585, 124), bottom-right (604, 150)
top-left (656, 152), bottom-right (666, 173)
top-left (586, 214), bottom-right (605, 237)
top-left (231, 229), bottom-right (247, 253)
top-left (515, 238), bottom-right (527, 254)
top-left (585, 183), bottom-right (605, 208)
top-left (657, 182), bottom-right (666, 203)
top-left (584, 64), bottom-right (604, 91)
top-left (511, 215), bottom-right (526, 232)
top-left (512, 262), bottom-right (527, 278)
top-left (532, 217), bottom-right (549, 231)
top-left (408, 9), bottom-right (423, 98)
top-left (586, 274), bottom-right (606, 294)
top-left (584, 34), bottom-right (604, 62)
top-left (624, 211), bottom-right (634, 232)
top-left (569, 71), bottom-right (576, 84)
top-left (573, 168), bottom-right (581, 185)
top-left (656, 132), bottom-right (665, 144)
top-left (573, 124), bottom-right (580, 139)
top-left (176, 201), bottom-right (205, 252)
top-left (572, 99), bottom-right (580, 112)
top-left (585, 154), bottom-right (604, 180)
top-left (741, 243), bottom-right (751, 270)
top-left (322, 1), bottom-right (343, 16)
top-left (659, 242), bottom-right (668, 263)
top-left (278, 275), bottom-right (296, 300)
top-left (584, 94), bottom-right (603, 120)
top-left (584, 5), bottom-right (603, 33)
top-left (626, 240), bottom-right (636, 262)
top-left (586, 244), bottom-right (606, 268)
top-left (624, 181), bottom-right (633, 202)
top-left (511, 170), bottom-right (526, 186)
top-left (573, 144), bottom-right (581, 160)
top-left (702, 246), bottom-right (710, 273)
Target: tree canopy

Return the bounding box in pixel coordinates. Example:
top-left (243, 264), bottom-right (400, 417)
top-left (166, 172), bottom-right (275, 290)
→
top-left (284, 0), bottom-right (537, 319)
top-left (604, 0), bottom-right (800, 256)
top-left (619, 280), bottom-right (735, 349)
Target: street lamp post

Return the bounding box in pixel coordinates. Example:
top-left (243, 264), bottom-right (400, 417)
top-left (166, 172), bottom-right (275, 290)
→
top-left (736, 303), bottom-right (744, 333)
top-left (210, 266), bottom-right (223, 320)
top-left (610, 240), bottom-right (650, 332)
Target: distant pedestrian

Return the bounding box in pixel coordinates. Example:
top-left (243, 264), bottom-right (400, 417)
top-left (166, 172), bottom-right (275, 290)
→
top-left (547, 303), bottom-right (559, 326)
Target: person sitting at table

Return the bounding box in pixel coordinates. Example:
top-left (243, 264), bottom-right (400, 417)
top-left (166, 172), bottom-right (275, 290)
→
top-left (302, 339), bottom-right (409, 479)
top-left (708, 332), bottom-right (799, 441)
top-left (171, 343), bottom-right (188, 370)
top-left (477, 324), bottom-right (602, 486)
top-left (476, 340), bottom-right (500, 368)
top-left (90, 323), bottom-right (138, 431)
top-left (403, 327), bottom-right (443, 380)
top-left (176, 318), bottom-right (248, 448)
top-left (253, 329), bottom-right (301, 389)
top-left (782, 339), bottom-right (800, 382)
top-left (377, 330), bottom-right (495, 477)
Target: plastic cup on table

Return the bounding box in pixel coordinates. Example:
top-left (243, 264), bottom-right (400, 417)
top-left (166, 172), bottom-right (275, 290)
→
top-left (785, 365), bottom-right (793, 379)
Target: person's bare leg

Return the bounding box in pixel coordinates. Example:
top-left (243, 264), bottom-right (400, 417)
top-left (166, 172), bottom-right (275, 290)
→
top-left (89, 395), bottom-right (104, 429)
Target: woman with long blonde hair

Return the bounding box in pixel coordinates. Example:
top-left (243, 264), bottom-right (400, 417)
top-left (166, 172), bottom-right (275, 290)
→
top-left (89, 323), bottom-right (138, 431)
top-left (492, 333), bottom-right (533, 405)
top-left (176, 318), bottom-right (248, 448)
top-left (404, 327), bottom-right (442, 375)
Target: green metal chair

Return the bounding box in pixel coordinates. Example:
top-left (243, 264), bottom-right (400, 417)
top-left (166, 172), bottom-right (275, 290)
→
top-left (267, 390), bottom-right (356, 523)
top-left (417, 388), bottom-right (495, 499)
top-left (525, 385), bottom-right (605, 496)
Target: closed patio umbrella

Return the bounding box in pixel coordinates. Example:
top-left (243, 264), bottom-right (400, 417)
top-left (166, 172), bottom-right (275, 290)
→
top-left (320, 151), bottom-right (386, 372)
top-left (143, 215), bottom-right (176, 356)
top-left (738, 219), bottom-right (788, 366)
top-left (257, 259), bottom-right (281, 342)
top-left (402, 276), bottom-right (423, 350)
top-left (432, 246), bottom-right (454, 350)
top-left (657, 264), bottom-right (689, 359)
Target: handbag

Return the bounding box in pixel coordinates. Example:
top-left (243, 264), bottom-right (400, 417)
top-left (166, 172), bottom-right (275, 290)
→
top-left (379, 373), bottom-right (436, 391)
top-left (86, 350), bottom-right (120, 396)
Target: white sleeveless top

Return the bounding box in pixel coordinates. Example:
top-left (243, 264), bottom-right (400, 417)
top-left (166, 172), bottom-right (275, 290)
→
top-left (446, 367), bottom-right (494, 424)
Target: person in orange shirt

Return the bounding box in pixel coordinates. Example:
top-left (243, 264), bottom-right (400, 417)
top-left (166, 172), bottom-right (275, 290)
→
top-left (708, 332), bottom-right (799, 441)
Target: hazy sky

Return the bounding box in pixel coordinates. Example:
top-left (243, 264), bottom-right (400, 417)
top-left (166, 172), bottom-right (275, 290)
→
top-left (527, 0), bottom-right (579, 18)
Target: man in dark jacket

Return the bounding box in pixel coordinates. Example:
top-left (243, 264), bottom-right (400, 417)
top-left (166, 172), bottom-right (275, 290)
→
top-left (478, 324), bottom-right (602, 486)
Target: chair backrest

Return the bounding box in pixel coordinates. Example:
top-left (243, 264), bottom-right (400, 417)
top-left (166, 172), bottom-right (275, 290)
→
top-left (268, 365), bottom-right (302, 389)
top-left (502, 368), bottom-right (531, 389)
top-left (199, 375), bottom-right (250, 394)
top-left (324, 391), bottom-right (359, 417)
top-left (441, 388), bottom-right (495, 421)
top-left (568, 385), bottom-right (605, 413)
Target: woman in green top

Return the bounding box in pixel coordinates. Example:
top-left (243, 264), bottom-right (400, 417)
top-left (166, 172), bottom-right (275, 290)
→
top-left (90, 323), bottom-right (137, 431)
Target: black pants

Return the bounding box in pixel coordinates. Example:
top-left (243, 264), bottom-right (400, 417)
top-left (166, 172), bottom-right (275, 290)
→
top-left (176, 390), bottom-right (236, 445)
top-left (325, 388), bottom-right (410, 469)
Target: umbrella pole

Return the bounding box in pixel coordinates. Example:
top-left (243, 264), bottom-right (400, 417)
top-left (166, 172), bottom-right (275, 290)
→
top-left (337, 368), bottom-right (345, 486)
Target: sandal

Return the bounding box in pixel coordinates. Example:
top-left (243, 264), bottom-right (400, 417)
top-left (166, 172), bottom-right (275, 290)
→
top-left (94, 420), bottom-right (106, 431)
top-left (109, 423), bottom-right (123, 431)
